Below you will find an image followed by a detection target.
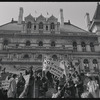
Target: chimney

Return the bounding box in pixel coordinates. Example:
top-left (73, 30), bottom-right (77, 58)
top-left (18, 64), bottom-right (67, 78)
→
top-left (84, 13), bottom-right (91, 31)
top-left (18, 7), bottom-right (23, 24)
top-left (11, 18), bottom-right (14, 23)
top-left (68, 20), bottom-right (71, 24)
top-left (60, 8), bottom-right (64, 26)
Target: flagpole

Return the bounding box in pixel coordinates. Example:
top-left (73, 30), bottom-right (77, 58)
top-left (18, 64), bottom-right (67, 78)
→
top-left (63, 56), bottom-right (67, 82)
top-left (42, 56), bottom-right (45, 78)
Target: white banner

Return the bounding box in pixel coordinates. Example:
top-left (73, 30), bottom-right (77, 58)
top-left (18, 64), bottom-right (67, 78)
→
top-left (49, 61), bottom-right (64, 78)
top-left (1, 80), bottom-right (10, 90)
top-left (23, 74), bottom-right (30, 85)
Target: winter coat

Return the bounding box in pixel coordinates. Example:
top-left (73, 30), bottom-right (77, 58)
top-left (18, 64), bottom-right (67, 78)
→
top-left (7, 78), bottom-right (17, 98)
top-left (17, 77), bottom-right (25, 97)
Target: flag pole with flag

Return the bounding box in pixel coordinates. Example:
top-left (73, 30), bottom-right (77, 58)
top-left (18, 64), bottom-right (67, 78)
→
top-left (46, 12), bottom-right (49, 21)
top-left (35, 10), bottom-right (37, 20)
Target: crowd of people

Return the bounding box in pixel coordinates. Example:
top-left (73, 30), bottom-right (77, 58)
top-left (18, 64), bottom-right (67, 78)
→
top-left (0, 66), bottom-right (34, 98)
top-left (35, 67), bottom-right (100, 98)
top-left (0, 65), bottom-right (100, 98)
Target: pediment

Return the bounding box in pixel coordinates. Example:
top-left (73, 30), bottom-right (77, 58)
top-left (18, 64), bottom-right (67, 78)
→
top-left (25, 14), bottom-right (35, 21)
top-left (36, 14), bottom-right (46, 21)
top-left (48, 15), bottom-right (57, 21)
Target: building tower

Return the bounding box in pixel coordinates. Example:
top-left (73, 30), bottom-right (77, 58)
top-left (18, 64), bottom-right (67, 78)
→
top-left (18, 7), bottom-right (24, 24)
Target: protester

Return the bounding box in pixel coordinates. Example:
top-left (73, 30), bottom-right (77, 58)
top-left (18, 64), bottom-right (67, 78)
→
top-left (29, 66), bottom-right (33, 79)
top-left (16, 73), bottom-right (25, 97)
top-left (36, 73), bottom-right (42, 97)
top-left (7, 74), bottom-right (17, 98)
top-left (41, 75), bottom-right (48, 98)
top-left (53, 76), bottom-right (59, 91)
top-left (52, 86), bottom-right (62, 98)
top-left (46, 71), bottom-right (53, 88)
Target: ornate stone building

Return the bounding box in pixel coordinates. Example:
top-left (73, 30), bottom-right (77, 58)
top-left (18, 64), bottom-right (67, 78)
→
top-left (0, 3), bottom-right (100, 74)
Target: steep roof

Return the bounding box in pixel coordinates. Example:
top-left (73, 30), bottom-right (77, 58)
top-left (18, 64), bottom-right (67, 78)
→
top-left (0, 20), bottom-right (93, 35)
top-left (93, 3), bottom-right (100, 20)
top-left (48, 15), bottom-right (57, 20)
top-left (0, 21), bottom-right (23, 31)
top-left (36, 14), bottom-right (46, 20)
top-left (60, 22), bottom-right (89, 33)
top-left (25, 14), bottom-right (35, 20)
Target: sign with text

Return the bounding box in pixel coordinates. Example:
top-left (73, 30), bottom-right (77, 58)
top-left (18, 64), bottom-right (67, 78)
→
top-left (49, 61), bottom-right (64, 78)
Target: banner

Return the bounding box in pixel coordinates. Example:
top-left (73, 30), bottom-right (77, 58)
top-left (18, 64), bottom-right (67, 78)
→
top-left (23, 74), bottom-right (30, 85)
top-left (59, 60), bottom-right (70, 79)
top-left (1, 80), bottom-right (10, 90)
top-left (49, 60), bottom-right (64, 78)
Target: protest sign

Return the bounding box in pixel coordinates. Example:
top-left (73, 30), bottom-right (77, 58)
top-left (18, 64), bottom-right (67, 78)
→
top-left (49, 61), bottom-right (64, 78)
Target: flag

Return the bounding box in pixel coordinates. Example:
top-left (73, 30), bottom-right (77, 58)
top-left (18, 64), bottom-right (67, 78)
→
top-left (47, 12), bottom-right (49, 15)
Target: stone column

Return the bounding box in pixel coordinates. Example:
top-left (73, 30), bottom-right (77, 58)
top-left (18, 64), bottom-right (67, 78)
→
top-left (94, 43), bottom-right (99, 52)
top-left (43, 24), bottom-right (46, 32)
top-left (48, 24), bottom-right (50, 32)
top-left (31, 23), bottom-right (34, 33)
top-left (36, 24), bottom-right (39, 31)
top-left (24, 23), bottom-right (27, 33)
top-left (97, 59), bottom-right (100, 71)
top-left (0, 43), bottom-right (3, 50)
top-left (77, 43), bottom-right (82, 51)
top-left (55, 24), bottom-right (57, 32)
top-left (86, 44), bottom-right (91, 52)
top-left (88, 58), bottom-right (93, 72)
top-left (79, 58), bottom-right (84, 71)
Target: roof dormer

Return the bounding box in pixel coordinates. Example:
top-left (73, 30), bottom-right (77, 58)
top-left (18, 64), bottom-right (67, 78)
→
top-left (36, 14), bottom-right (46, 23)
top-left (47, 15), bottom-right (58, 24)
top-left (25, 14), bottom-right (35, 23)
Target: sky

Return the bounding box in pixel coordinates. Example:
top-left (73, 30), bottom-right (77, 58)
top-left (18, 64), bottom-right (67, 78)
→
top-left (0, 2), bottom-right (98, 30)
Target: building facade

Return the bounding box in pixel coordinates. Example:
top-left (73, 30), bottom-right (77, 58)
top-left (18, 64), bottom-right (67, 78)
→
top-left (0, 3), bottom-right (100, 74)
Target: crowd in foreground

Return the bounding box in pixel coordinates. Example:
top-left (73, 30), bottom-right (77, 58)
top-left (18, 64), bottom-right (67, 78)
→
top-left (0, 67), bottom-right (34, 98)
top-left (0, 73), bottom-right (26, 98)
top-left (36, 70), bottom-right (100, 98)
top-left (0, 66), bottom-right (100, 98)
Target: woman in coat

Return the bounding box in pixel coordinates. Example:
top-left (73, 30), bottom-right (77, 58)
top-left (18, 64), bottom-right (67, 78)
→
top-left (16, 73), bottom-right (25, 97)
top-left (7, 74), bottom-right (17, 98)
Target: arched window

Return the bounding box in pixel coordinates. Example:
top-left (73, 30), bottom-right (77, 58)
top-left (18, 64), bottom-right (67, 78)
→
top-left (52, 55), bottom-right (58, 61)
top-left (38, 41), bottom-right (43, 46)
top-left (93, 59), bottom-right (98, 72)
top-left (50, 23), bottom-right (55, 30)
top-left (46, 26), bottom-right (48, 30)
top-left (13, 53), bottom-right (17, 58)
top-left (26, 40), bottom-right (31, 46)
top-left (16, 43), bottom-right (19, 48)
top-left (73, 42), bottom-right (77, 52)
top-left (62, 45), bottom-right (65, 49)
top-left (83, 59), bottom-right (89, 72)
top-left (3, 39), bottom-right (9, 49)
top-left (37, 54), bottom-right (42, 60)
top-left (3, 39), bottom-right (9, 46)
top-left (51, 41), bottom-right (55, 47)
top-left (90, 42), bottom-right (95, 52)
top-left (81, 42), bottom-right (86, 52)
top-left (23, 54), bottom-right (29, 59)
top-left (34, 25), bottom-right (36, 30)
top-left (39, 22), bottom-right (43, 29)
top-left (27, 22), bottom-right (32, 29)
